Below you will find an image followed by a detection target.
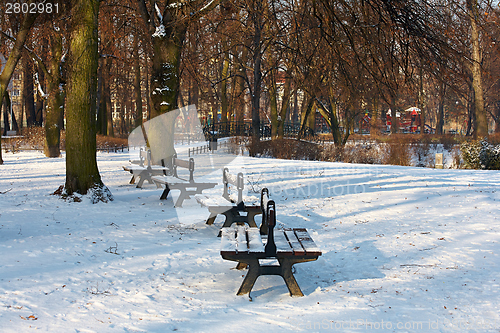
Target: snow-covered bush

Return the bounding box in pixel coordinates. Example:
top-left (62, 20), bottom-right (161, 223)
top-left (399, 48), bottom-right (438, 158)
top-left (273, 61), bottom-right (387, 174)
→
top-left (460, 140), bottom-right (481, 169)
top-left (320, 141), bottom-right (385, 164)
top-left (460, 139), bottom-right (500, 170)
top-left (479, 140), bottom-right (500, 170)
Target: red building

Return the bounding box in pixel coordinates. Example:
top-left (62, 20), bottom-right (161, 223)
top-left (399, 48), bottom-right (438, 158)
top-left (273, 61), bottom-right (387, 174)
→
top-left (386, 107), bottom-right (421, 133)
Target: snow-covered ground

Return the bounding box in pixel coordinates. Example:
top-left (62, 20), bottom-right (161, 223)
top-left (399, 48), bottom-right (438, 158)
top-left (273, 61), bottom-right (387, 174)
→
top-left (0, 150), bottom-right (499, 332)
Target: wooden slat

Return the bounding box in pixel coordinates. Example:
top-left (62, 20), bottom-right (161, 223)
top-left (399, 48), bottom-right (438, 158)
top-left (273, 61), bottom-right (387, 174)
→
top-left (236, 225), bottom-right (248, 253)
top-left (220, 228), bottom-right (237, 253)
top-left (294, 228), bottom-right (322, 256)
top-left (195, 194), bottom-right (235, 207)
top-left (247, 228), bottom-right (265, 253)
top-left (284, 229), bottom-right (305, 255)
top-left (225, 172), bottom-right (238, 186)
top-left (173, 158), bottom-right (190, 169)
top-left (151, 175), bottom-right (188, 185)
top-left (274, 230), bottom-right (293, 254)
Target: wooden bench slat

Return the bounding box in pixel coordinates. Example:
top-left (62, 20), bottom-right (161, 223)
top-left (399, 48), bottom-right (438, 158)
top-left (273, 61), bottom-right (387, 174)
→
top-left (284, 230), bottom-right (306, 255)
top-left (173, 158), bottom-right (190, 169)
top-left (274, 230), bottom-right (292, 254)
top-left (196, 195), bottom-right (235, 207)
top-left (247, 228), bottom-right (265, 252)
top-left (123, 165), bottom-right (168, 172)
top-left (220, 228), bottom-right (237, 253)
top-left (294, 228), bottom-right (322, 255)
top-left (236, 225), bottom-right (248, 253)
top-left (151, 175), bottom-right (188, 184)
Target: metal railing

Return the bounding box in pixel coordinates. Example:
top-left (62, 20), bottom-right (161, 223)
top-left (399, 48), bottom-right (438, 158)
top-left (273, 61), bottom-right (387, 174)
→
top-left (202, 121), bottom-right (315, 140)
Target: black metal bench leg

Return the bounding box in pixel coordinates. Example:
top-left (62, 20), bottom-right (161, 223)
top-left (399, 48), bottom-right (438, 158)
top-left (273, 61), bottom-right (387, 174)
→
top-left (236, 259), bottom-right (260, 296)
top-left (160, 185), bottom-right (170, 200)
top-left (136, 178), bottom-right (144, 188)
top-left (136, 171), bottom-right (148, 188)
top-left (206, 213), bottom-right (217, 225)
top-left (246, 211), bottom-right (259, 228)
top-left (221, 211), bottom-right (236, 228)
top-left (174, 191), bottom-right (189, 207)
top-left (235, 262), bottom-right (248, 270)
top-left (279, 259), bottom-right (303, 297)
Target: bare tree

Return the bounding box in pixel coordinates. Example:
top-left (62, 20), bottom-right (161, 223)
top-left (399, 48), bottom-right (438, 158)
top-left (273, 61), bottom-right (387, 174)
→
top-left (64, 0), bottom-right (112, 201)
top-left (0, 5), bottom-right (38, 164)
top-left (467, 0), bottom-right (488, 137)
top-left (135, 0), bottom-right (221, 160)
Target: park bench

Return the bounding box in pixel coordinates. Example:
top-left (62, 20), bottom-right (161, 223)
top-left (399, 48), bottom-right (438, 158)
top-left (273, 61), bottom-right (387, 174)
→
top-left (122, 148), bottom-right (169, 188)
top-left (151, 154), bottom-right (217, 207)
top-left (220, 197), bottom-right (322, 297)
top-left (195, 168), bottom-right (264, 232)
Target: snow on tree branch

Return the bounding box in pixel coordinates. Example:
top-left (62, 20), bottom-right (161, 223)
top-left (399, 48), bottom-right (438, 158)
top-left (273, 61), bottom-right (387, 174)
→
top-left (155, 2), bottom-right (163, 22)
top-left (152, 24), bottom-right (166, 38)
top-left (35, 72), bottom-right (48, 99)
top-left (190, 0), bottom-right (221, 20)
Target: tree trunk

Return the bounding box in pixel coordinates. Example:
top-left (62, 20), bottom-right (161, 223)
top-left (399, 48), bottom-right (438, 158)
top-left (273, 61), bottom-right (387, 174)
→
top-left (251, 44), bottom-right (262, 143)
top-left (268, 69), bottom-right (278, 139)
top-left (467, 0), bottom-right (488, 138)
top-left (220, 52), bottom-right (230, 124)
top-left (251, 0), bottom-right (264, 145)
top-left (133, 34), bottom-right (143, 128)
top-left (436, 83), bottom-right (446, 135)
top-left (150, 31), bottom-right (184, 116)
top-left (418, 67), bottom-right (426, 133)
top-left (23, 56), bottom-right (36, 127)
top-left (96, 57), bottom-right (106, 135)
top-left (135, 0), bottom-right (222, 158)
top-left (0, 10), bottom-right (38, 164)
top-left (105, 57), bottom-right (114, 137)
top-left (234, 44), bottom-right (248, 133)
top-left (390, 96), bottom-right (398, 134)
top-left (44, 33), bottom-right (64, 157)
top-left (2, 96), bottom-right (10, 136)
top-left (278, 70), bottom-right (292, 139)
top-left (436, 102), bottom-right (445, 135)
top-left (494, 101), bottom-right (500, 133)
top-left (328, 88), bottom-right (343, 145)
top-left (146, 28), bottom-right (185, 161)
top-left (298, 95), bottom-right (314, 139)
top-left (34, 66), bottom-right (45, 126)
top-left (64, 0), bottom-right (111, 202)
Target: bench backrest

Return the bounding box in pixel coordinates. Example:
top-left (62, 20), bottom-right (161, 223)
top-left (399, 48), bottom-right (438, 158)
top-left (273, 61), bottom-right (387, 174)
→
top-left (222, 167), bottom-right (244, 205)
top-left (264, 199), bottom-right (277, 256)
top-left (259, 188), bottom-right (270, 234)
top-left (140, 148), bottom-right (152, 168)
top-left (172, 156), bottom-right (195, 182)
top-left (161, 153), bottom-right (195, 182)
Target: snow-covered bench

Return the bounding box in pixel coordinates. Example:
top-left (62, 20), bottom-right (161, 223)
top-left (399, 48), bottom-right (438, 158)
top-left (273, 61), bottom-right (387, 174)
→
top-left (220, 198), bottom-right (322, 297)
top-left (122, 148), bottom-right (169, 188)
top-left (195, 168), bottom-right (266, 232)
top-left (151, 155), bottom-right (217, 207)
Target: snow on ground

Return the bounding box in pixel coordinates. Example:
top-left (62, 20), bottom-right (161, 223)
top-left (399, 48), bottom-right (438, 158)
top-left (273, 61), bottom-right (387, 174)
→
top-left (0, 150), bottom-right (499, 333)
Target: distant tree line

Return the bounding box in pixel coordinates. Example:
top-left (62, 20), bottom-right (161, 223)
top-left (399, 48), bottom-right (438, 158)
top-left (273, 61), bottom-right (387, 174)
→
top-left (1, 0), bottom-right (499, 200)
